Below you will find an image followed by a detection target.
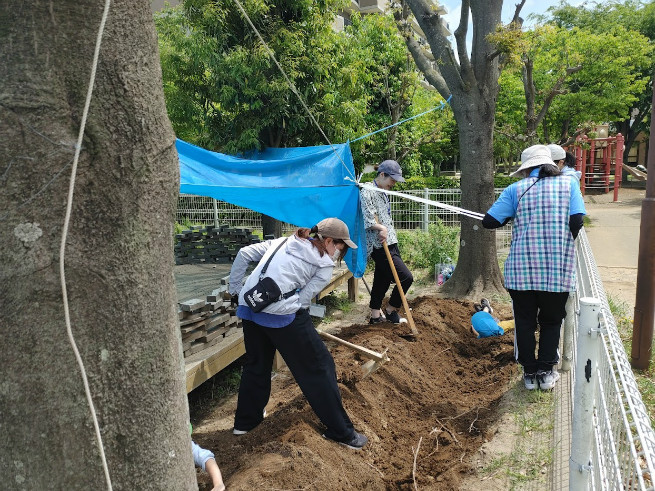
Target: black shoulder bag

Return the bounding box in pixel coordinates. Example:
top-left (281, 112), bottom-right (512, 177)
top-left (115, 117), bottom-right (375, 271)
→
top-left (243, 238), bottom-right (296, 312)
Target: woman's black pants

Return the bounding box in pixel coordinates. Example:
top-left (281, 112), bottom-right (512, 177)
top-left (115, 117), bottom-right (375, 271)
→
top-left (369, 243), bottom-right (413, 310)
top-left (234, 308), bottom-right (355, 442)
top-left (508, 289), bottom-right (569, 374)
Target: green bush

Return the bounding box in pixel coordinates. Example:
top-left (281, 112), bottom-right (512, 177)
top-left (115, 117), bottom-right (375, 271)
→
top-left (360, 173), bottom-right (518, 189)
top-left (174, 219), bottom-right (205, 235)
top-left (396, 221), bottom-right (459, 269)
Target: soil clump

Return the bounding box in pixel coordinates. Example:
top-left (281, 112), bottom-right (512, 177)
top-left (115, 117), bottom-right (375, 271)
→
top-left (193, 296), bottom-right (516, 490)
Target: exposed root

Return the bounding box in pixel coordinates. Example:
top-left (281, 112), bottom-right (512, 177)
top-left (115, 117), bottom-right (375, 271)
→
top-left (412, 436), bottom-right (423, 491)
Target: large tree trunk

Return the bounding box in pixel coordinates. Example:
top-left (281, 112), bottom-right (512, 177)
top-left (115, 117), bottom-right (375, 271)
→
top-left (0, 2), bottom-right (196, 489)
top-left (440, 93), bottom-right (505, 297)
top-left (398, 0), bottom-right (509, 298)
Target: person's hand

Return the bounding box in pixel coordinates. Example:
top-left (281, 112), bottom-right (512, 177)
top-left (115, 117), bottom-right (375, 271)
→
top-left (210, 484), bottom-right (226, 491)
top-left (377, 225), bottom-right (388, 243)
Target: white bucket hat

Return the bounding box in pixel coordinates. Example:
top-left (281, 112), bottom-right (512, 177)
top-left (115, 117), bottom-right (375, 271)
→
top-left (547, 144), bottom-right (566, 161)
top-left (511, 145), bottom-right (558, 177)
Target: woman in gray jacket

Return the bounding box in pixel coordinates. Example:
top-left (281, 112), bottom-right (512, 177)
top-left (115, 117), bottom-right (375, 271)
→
top-left (228, 218), bottom-right (368, 450)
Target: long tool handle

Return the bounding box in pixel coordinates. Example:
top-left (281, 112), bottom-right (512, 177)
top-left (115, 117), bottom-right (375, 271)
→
top-left (318, 330), bottom-right (388, 362)
top-left (381, 241), bottom-right (418, 335)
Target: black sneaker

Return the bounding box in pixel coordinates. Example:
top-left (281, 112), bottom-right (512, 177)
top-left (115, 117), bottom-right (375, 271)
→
top-left (323, 431), bottom-right (368, 450)
top-left (369, 315), bottom-right (385, 324)
top-left (385, 310), bottom-right (405, 324)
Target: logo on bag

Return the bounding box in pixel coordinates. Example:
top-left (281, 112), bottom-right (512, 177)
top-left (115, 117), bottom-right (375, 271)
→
top-left (247, 289), bottom-right (263, 306)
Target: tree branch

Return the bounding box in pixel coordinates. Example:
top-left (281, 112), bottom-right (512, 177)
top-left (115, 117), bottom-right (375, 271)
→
top-left (511, 0), bottom-right (527, 24)
top-left (454, 0), bottom-right (474, 83)
top-left (399, 0), bottom-right (464, 93)
top-left (398, 127), bottom-right (441, 161)
top-left (403, 27), bottom-right (452, 98)
top-left (533, 65), bottom-right (582, 130)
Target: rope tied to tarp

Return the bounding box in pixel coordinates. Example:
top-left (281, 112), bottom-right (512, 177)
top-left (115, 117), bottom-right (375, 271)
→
top-left (351, 95), bottom-right (452, 143)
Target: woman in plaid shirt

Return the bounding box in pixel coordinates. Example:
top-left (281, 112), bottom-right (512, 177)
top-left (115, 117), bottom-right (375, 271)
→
top-left (482, 145), bottom-right (586, 391)
top-left (360, 160), bottom-right (414, 324)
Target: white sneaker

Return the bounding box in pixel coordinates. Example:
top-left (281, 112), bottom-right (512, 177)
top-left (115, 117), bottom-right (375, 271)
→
top-left (523, 373), bottom-right (538, 390)
top-left (537, 369), bottom-right (560, 390)
top-left (233, 409), bottom-right (267, 435)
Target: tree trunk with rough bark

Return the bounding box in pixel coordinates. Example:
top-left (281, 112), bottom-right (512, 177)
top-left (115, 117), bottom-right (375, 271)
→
top-left (397, 0), bottom-right (516, 297)
top-left (0, 1), bottom-right (196, 489)
top-left (441, 91), bottom-right (505, 296)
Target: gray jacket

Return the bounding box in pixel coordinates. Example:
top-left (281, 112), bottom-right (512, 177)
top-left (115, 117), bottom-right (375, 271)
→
top-left (228, 234), bottom-right (334, 314)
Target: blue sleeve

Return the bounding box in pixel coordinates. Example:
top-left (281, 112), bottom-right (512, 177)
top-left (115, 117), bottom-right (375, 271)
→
top-left (569, 180), bottom-right (586, 215)
top-left (486, 185), bottom-right (517, 223)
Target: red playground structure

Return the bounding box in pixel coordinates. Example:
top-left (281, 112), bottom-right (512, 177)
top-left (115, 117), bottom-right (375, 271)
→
top-left (570, 134), bottom-right (624, 201)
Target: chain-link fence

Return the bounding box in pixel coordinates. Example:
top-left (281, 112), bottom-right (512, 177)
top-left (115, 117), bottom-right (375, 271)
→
top-left (177, 189), bottom-right (512, 250)
top-left (571, 230), bottom-right (655, 489)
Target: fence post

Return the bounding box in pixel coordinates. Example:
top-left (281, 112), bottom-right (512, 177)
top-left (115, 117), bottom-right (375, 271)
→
top-left (423, 188), bottom-right (429, 232)
top-left (213, 198), bottom-right (219, 228)
top-left (561, 294), bottom-right (575, 372)
top-left (570, 297), bottom-right (602, 491)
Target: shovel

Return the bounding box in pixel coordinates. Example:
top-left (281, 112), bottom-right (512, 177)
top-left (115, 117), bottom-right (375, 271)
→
top-left (375, 217), bottom-right (419, 337)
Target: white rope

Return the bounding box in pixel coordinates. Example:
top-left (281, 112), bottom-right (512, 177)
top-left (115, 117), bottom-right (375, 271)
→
top-left (231, 0), bottom-right (355, 181)
top-left (359, 183), bottom-right (485, 220)
top-left (59, 1), bottom-right (113, 489)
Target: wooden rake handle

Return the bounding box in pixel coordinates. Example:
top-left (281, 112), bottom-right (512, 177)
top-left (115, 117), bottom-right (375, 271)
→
top-left (376, 217), bottom-right (418, 336)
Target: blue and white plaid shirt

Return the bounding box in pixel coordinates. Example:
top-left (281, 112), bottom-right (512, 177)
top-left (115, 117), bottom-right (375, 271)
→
top-left (488, 171), bottom-right (585, 292)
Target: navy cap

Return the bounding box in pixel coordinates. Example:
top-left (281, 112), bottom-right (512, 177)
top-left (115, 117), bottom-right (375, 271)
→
top-left (377, 159), bottom-right (405, 182)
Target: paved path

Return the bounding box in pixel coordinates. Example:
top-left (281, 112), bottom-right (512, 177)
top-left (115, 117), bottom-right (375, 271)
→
top-left (584, 187), bottom-right (645, 313)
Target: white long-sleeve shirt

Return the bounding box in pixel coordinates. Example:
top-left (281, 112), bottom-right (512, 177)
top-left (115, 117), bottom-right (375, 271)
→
top-left (229, 234), bottom-right (334, 313)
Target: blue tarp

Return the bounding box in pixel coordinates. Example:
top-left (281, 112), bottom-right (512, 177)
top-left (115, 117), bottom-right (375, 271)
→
top-left (177, 139), bottom-right (367, 277)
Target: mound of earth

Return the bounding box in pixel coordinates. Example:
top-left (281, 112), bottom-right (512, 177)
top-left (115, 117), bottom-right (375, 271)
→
top-left (193, 296), bottom-right (516, 490)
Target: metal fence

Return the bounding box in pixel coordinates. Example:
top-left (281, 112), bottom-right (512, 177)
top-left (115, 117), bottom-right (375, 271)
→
top-left (571, 230), bottom-right (655, 489)
top-left (177, 189), bottom-right (512, 250)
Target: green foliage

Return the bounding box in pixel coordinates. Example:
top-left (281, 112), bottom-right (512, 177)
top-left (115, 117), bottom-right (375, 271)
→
top-left (320, 292), bottom-right (355, 322)
top-left (359, 173), bottom-right (517, 190)
top-left (155, 4), bottom-right (457, 176)
top-left (174, 219), bottom-right (205, 235)
top-left (396, 222), bottom-right (459, 269)
top-left (495, 2), bottom-right (655, 145)
top-left (156, 0), bottom-right (368, 152)
top-left (343, 13), bottom-right (454, 175)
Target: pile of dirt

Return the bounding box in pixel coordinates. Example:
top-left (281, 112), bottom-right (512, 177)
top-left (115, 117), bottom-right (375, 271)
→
top-left (194, 296), bottom-right (517, 490)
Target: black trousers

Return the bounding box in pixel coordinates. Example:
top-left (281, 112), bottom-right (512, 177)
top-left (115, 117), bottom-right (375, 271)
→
top-left (234, 309), bottom-right (354, 442)
top-left (369, 243), bottom-right (414, 310)
top-left (508, 289), bottom-right (569, 373)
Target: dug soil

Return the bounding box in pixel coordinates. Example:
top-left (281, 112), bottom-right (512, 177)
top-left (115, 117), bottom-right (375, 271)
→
top-left (193, 296), bottom-right (517, 490)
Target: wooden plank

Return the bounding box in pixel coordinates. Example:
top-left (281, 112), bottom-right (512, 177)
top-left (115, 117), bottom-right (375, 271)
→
top-left (179, 312), bottom-right (206, 326)
top-left (182, 328), bottom-right (207, 343)
top-left (348, 276), bottom-right (359, 303)
top-left (185, 330), bottom-right (246, 393)
top-left (200, 325), bottom-right (230, 343)
top-left (180, 298), bottom-right (206, 312)
top-left (317, 269), bottom-right (353, 300)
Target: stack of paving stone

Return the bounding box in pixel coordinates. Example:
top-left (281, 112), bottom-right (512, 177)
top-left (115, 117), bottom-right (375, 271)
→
top-left (175, 225), bottom-right (260, 265)
top-left (178, 277), bottom-right (242, 358)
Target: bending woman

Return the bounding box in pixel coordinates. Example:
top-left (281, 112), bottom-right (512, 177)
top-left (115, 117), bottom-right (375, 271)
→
top-left (228, 218), bottom-right (368, 450)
